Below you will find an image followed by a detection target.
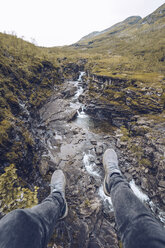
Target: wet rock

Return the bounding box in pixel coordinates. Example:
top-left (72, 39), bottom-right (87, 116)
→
top-left (79, 197), bottom-right (101, 217)
top-left (73, 128), bottom-right (79, 135)
top-left (91, 140), bottom-right (97, 145)
top-left (160, 193), bottom-right (165, 204)
top-left (141, 177), bottom-right (148, 190)
top-left (156, 138), bottom-right (165, 145)
top-left (39, 158), bottom-right (49, 176)
top-left (67, 109), bottom-right (78, 121)
top-left (89, 156), bottom-right (95, 163)
top-left (59, 160), bottom-right (66, 170)
top-left (116, 139), bottom-right (121, 148)
top-left (104, 135), bottom-right (111, 139)
top-left (135, 178), bottom-right (141, 186)
top-left (63, 86), bottom-right (77, 98)
top-left (95, 159), bottom-right (101, 165)
top-left (143, 147), bottom-right (154, 157)
top-left (95, 146), bottom-right (103, 155)
top-left (36, 78), bottom-right (165, 247)
top-left (119, 141), bottom-right (127, 147)
top-left (88, 218), bottom-right (118, 248)
top-left (49, 137), bottom-right (62, 147)
top-left (159, 181), bottom-right (165, 188)
top-left (131, 125), bottom-right (150, 136)
top-left (124, 172), bottom-right (132, 181)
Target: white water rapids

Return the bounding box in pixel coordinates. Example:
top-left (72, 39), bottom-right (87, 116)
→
top-left (83, 151), bottom-right (165, 225)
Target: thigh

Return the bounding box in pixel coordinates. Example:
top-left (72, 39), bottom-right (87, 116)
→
top-left (0, 209), bottom-right (44, 248)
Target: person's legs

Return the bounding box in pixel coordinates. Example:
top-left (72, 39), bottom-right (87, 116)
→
top-left (103, 149), bottom-right (165, 248)
top-left (109, 174), bottom-right (165, 248)
top-left (0, 170), bottom-right (68, 248)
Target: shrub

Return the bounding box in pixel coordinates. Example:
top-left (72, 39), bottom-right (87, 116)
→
top-left (0, 164), bottom-right (38, 213)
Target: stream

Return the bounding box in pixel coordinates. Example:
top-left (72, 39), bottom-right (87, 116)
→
top-left (39, 71), bottom-right (165, 247)
top-left (72, 72), bottom-right (165, 225)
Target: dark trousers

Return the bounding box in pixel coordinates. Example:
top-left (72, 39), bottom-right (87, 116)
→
top-left (0, 176), bottom-right (165, 248)
top-left (0, 192), bottom-right (64, 248)
top-left (109, 174), bottom-right (165, 248)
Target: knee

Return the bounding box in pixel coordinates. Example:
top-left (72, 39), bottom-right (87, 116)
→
top-left (0, 209), bottom-right (43, 248)
top-left (9, 209), bottom-right (30, 223)
top-left (3, 208), bottom-right (40, 232)
top-left (9, 209), bottom-right (43, 238)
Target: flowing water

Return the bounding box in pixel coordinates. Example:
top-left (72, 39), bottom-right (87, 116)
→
top-left (72, 73), bottom-right (116, 133)
top-left (71, 72), bottom-right (165, 226)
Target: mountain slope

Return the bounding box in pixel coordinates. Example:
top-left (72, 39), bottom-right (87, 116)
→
top-left (56, 3), bottom-right (165, 81)
top-left (79, 31), bottom-right (100, 41)
top-left (79, 16), bottom-right (142, 42)
top-left (0, 32), bottom-right (64, 213)
top-left (141, 3), bottom-right (165, 24)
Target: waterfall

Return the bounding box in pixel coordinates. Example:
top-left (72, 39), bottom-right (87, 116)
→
top-left (78, 71), bottom-right (85, 82)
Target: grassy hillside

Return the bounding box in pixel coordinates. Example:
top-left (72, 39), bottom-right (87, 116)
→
top-left (0, 31), bottom-right (85, 213)
top-left (46, 4), bottom-right (165, 117)
top-left (0, 3), bottom-right (165, 214)
top-left (1, 3), bottom-right (164, 175)
top-left (0, 32), bottom-right (61, 168)
top-left (48, 3), bottom-right (165, 83)
top-left (0, 33), bottom-right (63, 213)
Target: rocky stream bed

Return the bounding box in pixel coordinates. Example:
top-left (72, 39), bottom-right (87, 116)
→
top-left (33, 72), bottom-right (165, 248)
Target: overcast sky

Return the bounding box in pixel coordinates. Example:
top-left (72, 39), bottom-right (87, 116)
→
top-left (0, 0), bottom-right (164, 47)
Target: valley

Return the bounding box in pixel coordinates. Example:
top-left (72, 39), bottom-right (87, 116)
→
top-left (0, 3), bottom-right (165, 248)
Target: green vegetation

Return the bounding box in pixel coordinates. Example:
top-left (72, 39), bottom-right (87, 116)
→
top-left (0, 32), bottom-right (62, 211)
top-left (47, 4), bottom-right (165, 81)
top-left (0, 164), bottom-right (38, 213)
top-left (119, 241), bottom-right (123, 248)
top-left (0, 32), bottom-right (62, 167)
top-left (0, 33), bottom-right (59, 109)
top-left (84, 198), bottom-right (91, 207)
top-left (120, 126), bottom-right (130, 142)
top-left (119, 125), bottom-right (154, 167)
top-left (0, 4), bottom-right (165, 216)
top-left (143, 111), bottom-right (165, 124)
top-left (45, 5), bottom-right (165, 114)
top-left (0, 119), bottom-right (12, 145)
top-left (42, 4), bottom-right (165, 116)
top-left (139, 158), bottom-right (151, 167)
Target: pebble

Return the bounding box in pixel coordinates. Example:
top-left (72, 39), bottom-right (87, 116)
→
top-left (91, 140), bottom-right (97, 145)
top-left (95, 159), bottom-right (101, 165)
top-left (124, 172), bottom-right (132, 181)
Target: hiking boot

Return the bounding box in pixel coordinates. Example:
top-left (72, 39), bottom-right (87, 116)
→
top-left (50, 169), bottom-right (68, 219)
top-left (103, 149), bottom-right (121, 196)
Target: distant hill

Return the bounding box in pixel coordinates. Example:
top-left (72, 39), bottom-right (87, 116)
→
top-left (64, 3), bottom-right (164, 80)
top-left (79, 16), bottom-right (142, 42)
top-left (78, 3), bottom-right (165, 44)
